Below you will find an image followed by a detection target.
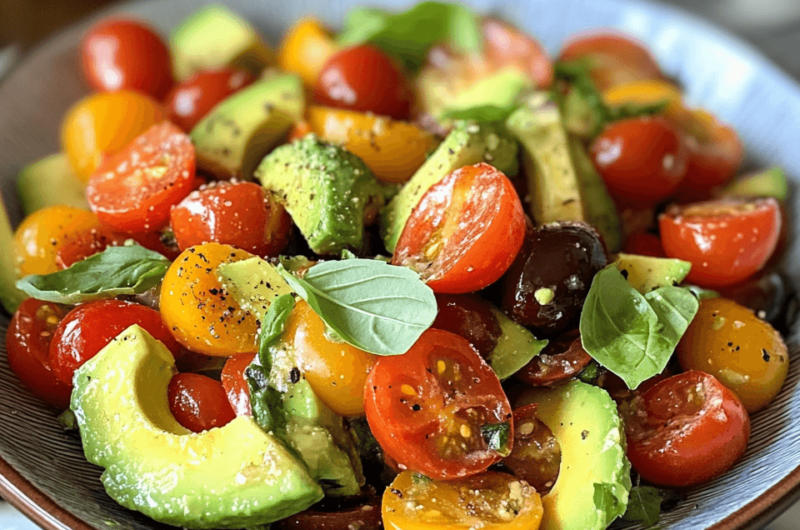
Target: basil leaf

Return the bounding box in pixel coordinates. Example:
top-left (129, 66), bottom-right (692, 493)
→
top-left (623, 486), bottom-right (664, 527)
top-left (686, 285), bottom-right (721, 300)
top-left (580, 266), bottom-right (699, 389)
top-left (259, 294), bottom-right (296, 350)
top-left (577, 362), bottom-right (600, 384)
top-left (276, 259), bottom-right (437, 356)
top-left (593, 483), bottom-right (628, 526)
top-left (16, 245), bottom-right (169, 304)
top-left (341, 249), bottom-right (358, 260)
top-left (441, 104), bottom-right (520, 123)
top-left (480, 422), bottom-right (512, 457)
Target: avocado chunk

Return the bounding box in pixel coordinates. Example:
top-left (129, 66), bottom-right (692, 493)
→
top-left (380, 121), bottom-right (519, 252)
top-left (256, 134), bottom-right (386, 255)
top-left (170, 5), bottom-right (274, 81)
top-left (17, 153), bottom-right (88, 215)
top-left (191, 73), bottom-right (304, 180)
top-left (71, 325), bottom-right (323, 529)
top-left (217, 257), bottom-right (293, 314)
top-left (0, 197), bottom-right (24, 313)
top-left (486, 306), bottom-right (548, 380)
top-left (722, 167), bottom-right (788, 201)
top-left (518, 381), bottom-right (631, 530)
top-left (615, 253), bottom-right (691, 294)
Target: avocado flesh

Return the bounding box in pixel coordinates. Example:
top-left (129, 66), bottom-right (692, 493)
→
top-left (71, 325), bottom-right (323, 529)
top-left (217, 257), bottom-right (293, 314)
top-left (485, 306), bottom-right (548, 380)
top-left (380, 121), bottom-right (519, 252)
top-left (191, 73), bottom-right (304, 180)
top-left (17, 153), bottom-right (88, 214)
top-left (722, 167), bottom-right (788, 201)
top-left (517, 381), bottom-right (631, 530)
top-left (615, 253), bottom-right (691, 294)
top-left (0, 197), bottom-right (24, 313)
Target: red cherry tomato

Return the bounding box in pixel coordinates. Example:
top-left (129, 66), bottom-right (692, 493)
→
top-left (81, 19), bottom-right (173, 99)
top-left (659, 198), bottom-right (782, 287)
top-left (168, 373), bottom-right (236, 433)
top-left (170, 181), bottom-right (291, 257)
top-left (221, 353), bottom-right (255, 416)
top-left (392, 163), bottom-right (526, 294)
top-left (164, 68), bottom-right (255, 132)
top-left (55, 226), bottom-right (129, 269)
top-left (6, 299), bottom-right (72, 408)
top-left (314, 45), bottom-right (412, 120)
top-left (364, 329), bottom-right (513, 480)
top-left (49, 300), bottom-right (182, 385)
top-left (86, 121), bottom-right (196, 233)
top-left (431, 294), bottom-right (503, 358)
top-left (623, 371), bottom-right (750, 487)
top-left (622, 232), bottom-right (666, 258)
top-left (591, 117), bottom-right (688, 206)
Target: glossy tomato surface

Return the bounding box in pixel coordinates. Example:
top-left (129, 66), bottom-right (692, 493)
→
top-left (431, 294), bottom-right (502, 358)
top-left (516, 329), bottom-right (592, 386)
top-left (622, 231), bottom-right (666, 258)
top-left (168, 373), bottom-right (236, 433)
top-left (221, 353), bottom-right (255, 416)
top-left (165, 68), bottom-right (255, 132)
top-left (503, 404), bottom-right (561, 495)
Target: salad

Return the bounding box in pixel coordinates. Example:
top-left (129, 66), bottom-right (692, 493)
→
top-left (0, 2), bottom-right (794, 530)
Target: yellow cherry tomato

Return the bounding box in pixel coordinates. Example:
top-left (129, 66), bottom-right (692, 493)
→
top-left (160, 243), bottom-right (258, 356)
top-left (282, 300), bottom-right (375, 416)
top-left (677, 297), bottom-right (789, 412)
top-left (13, 206), bottom-right (99, 276)
top-left (278, 18), bottom-right (338, 87)
top-left (602, 79), bottom-right (683, 115)
top-left (383, 471), bottom-right (543, 530)
top-left (61, 90), bottom-right (165, 181)
top-left (307, 106), bottom-right (437, 183)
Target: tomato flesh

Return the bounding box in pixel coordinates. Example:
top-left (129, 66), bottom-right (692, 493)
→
top-left (431, 294), bottom-right (503, 358)
top-left (221, 353), bottom-right (256, 417)
top-left (503, 404), bottom-right (561, 495)
top-left (516, 329), bottom-right (592, 386)
top-left (168, 373), bottom-right (236, 433)
top-left (165, 68), bottom-right (255, 132)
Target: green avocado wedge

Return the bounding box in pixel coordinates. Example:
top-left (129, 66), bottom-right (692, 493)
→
top-left (17, 153), bottom-right (88, 215)
top-left (0, 195), bottom-right (24, 313)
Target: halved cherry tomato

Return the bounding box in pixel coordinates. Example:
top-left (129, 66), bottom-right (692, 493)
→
top-left (61, 91), bottom-right (165, 181)
top-left (622, 231), bottom-right (666, 258)
top-left (516, 329), bottom-right (592, 386)
top-left (659, 197), bottom-right (781, 287)
top-left (164, 68), bottom-right (255, 132)
top-left (623, 371), bottom-right (749, 487)
top-left (365, 329), bottom-right (512, 480)
top-left (49, 299), bottom-right (182, 385)
top-left (82, 19), bottom-right (174, 99)
top-left (602, 79), bottom-right (682, 113)
top-left (314, 45), bottom-right (412, 120)
top-left (86, 121), bottom-right (196, 232)
top-left (170, 181), bottom-right (291, 257)
top-left (55, 225), bottom-right (128, 269)
top-left (432, 294), bottom-right (502, 358)
top-left (168, 373), bottom-right (236, 433)
top-left (278, 17), bottom-right (338, 87)
top-left (393, 163), bottom-right (525, 294)
top-left (503, 404), bottom-right (561, 495)
top-left (6, 299), bottom-right (72, 408)
top-left (221, 353), bottom-right (255, 416)
top-left (590, 117), bottom-right (688, 206)
top-left (274, 494), bottom-right (382, 530)
top-left (481, 17), bottom-right (554, 88)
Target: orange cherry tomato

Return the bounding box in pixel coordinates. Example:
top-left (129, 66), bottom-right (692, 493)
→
top-left (168, 373), bottom-right (236, 433)
top-left (221, 353), bottom-right (255, 416)
top-left (278, 17), bottom-right (338, 87)
top-left (164, 68), bottom-right (255, 132)
top-left (602, 79), bottom-right (682, 112)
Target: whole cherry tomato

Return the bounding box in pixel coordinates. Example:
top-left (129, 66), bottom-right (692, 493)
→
top-left (431, 294), bottom-right (503, 358)
top-left (168, 373), bottom-right (236, 433)
top-left (164, 68), bottom-right (255, 132)
top-left (659, 197), bottom-right (781, 287)
top-left (82, 19), bottom-right (174, 99)
top-left (221, 353), bottom-right (255, 416)
top-left (622, 231), bottom-right (666, 258)
top-left (278, 17), bottom-right (338, 87)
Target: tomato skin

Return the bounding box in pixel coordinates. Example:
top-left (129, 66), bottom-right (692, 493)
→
top-left (623, 371), bottom-right (749, 487)
top-left (221, 353), bottom-right (255, 416)
top-left (314, 45), bottom-right (412, 120)
top-left (86, 121), bottom-right (196, 233)
top-left (6, 299), bottom-right (72, 408)
top-left (659, 198), bottom-right (781, 287)
top-left (278, 17), bottom-right (338, 87)
top-left (393, 163), bottom-right (526, 294)
top-left (168, 373), bottom-right (236, 433)
top-left (504, 404), bottom-right (561, 495)
top-left (431, 294), bottom-right (502, 358)
top-left (55, 225), bottom-right (128, 269)
top-left (622, 232), bottom-right (666, 258)
top-left (82, 19), bottom-right (173, 99)
top-left (49, 300), bottom-right (181, 385)
top-left (165, 68), bottom-right (255, 132)
top-left (516, 329), bottom-right (592, 386)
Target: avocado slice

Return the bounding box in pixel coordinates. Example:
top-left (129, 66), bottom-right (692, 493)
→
top-left (217, 257), bottom-right (293, 314)
top-left (615, 253), bottom-right (691, 294)
top-left (0, 196), bottom-right (24, 313)
top-left (485, 306), bottom-right (548, 380)
top-left (17, 153), bottom-right (88, 215)
top-left (191, 73), bottom-right (304, 180)
top-left (70, 325), bottom-right (323, 529)
top-left (170, 5), bottom-right (274, 81)
top-left (380, 121), bottom-right (519, 252)
top-left (722, 167), bottom-right (788, 201)
top-left (518, 381), bottom-right (631, 530)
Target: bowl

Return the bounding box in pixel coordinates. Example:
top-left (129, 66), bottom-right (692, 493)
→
top-left (1, 0), bottom-right (799, 529)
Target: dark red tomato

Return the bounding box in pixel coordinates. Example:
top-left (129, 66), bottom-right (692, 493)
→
top-left (273, 494), bottom-right (383, 530)
top-left (6, 299), bottom-right (72, 408)
top-left (82, 19), bottom-right (173, 99)
top-left (314, 45), bottom-right (412, 120)
top-left (129, 229), bottom-right (182, 261)
top-left (165, 68), bottom-right (255, 132)
top-left (431, 294), bottom-right (503, 358)
top-left (56, 225), bottom-right (180, 268)
top-left (49, 300), bottom-right (182, 384)
top-left (86, 121), bottom-right (196, 233)
top-left (503, 404), bottom-right (561, 495)
top-left (597, 368), bottom-right (672, 404)
top-left (392, 163), bottom-right (526, 294)
top-left (168, 373), bottom-right (236, 433)
top-left (622, 232), bottom-right (666, 258)
top-left (591, 117), bottom-right (688, 206)
top-left (364, 329), bottom-right (512, 480)
top-left (170, 181), bottom-right (291, 257)
top-left (623, 371), bottom-right (750, 487)
top-left (221, 353), bottom-right (255, 416)
top-left (659, 198), bottom-right (782, 287)
top-left (516, 329), bottom-right (592, 386)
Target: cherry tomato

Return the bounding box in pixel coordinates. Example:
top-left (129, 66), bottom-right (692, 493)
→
top-left (86, 121), bottom-right (196, 232)
top-left (503, 404), bottom-right (561, 495)
top-left (61, 91), bottom-right (165, 181)
top-left (273, 494), bottom-right (382, 530)
top-left (393, 163), bottom-right (525, 294)
top-left (659, 197), bottom-right (781, 287)
top-left (431, 294), bottom-right (503, 358)
top-left (602, 79), bottom-right (683, 113)
top-left (314, 45), bottom-right (412, 120)
top-left (590, 117), bottom-right (688, 206)
top-left (481, 17), bottom-right (554, 88)
top-left (365, 329), bottom-right (512, 480)
top-left (170, 181), bottom-right (291, 257)
top-left (221, 353), bottom-right (255, 416)
top-left (168, 373), bottom-right (236, 433)
top-left (278, 17), bottom-right (338, 87)
top-left (82, 19), bottom-right (173, 99)
top-left (164, 68), bottom-right (255, 132)
top-left (49, 299), bottom-right (181, 385)
top-left (6, 299), bottom-right (72, 408)
top-left (288, 120), bottom-right (312, 142)
top-left (516, 329), bottom-right (592, 386)
top-left (719, 271), bottom-right (795, 332)
top-left (55, 225), bottom-right (128, 269)
top-left (622, 232), bottom-right (666, 258)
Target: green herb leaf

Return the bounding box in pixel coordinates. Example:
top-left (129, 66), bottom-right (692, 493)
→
top-left (259, 294), bottom-right (296, 350)
top-left (16, 245), bottom-right (169, 304)
top-left (686, 285), bottom-right (721, 300)
top-left (58, 409), bottom-right (78, 431)
top-left (340, 249), bottom-right (358, 260)
top-left (593, 482), bottom-right (629, 525)
top-left (623, 486), bottom-right (664, 527)
top-left (441, 104), bottom-right (520, 123)
top-left (480, 422), bottom-right (512, 457)
top-left (276, 259), bottom-right (437, 356)
top-left (580, 266), bottom-right (699, 389)
top-left (577, 362), bottom-right (600, 384)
